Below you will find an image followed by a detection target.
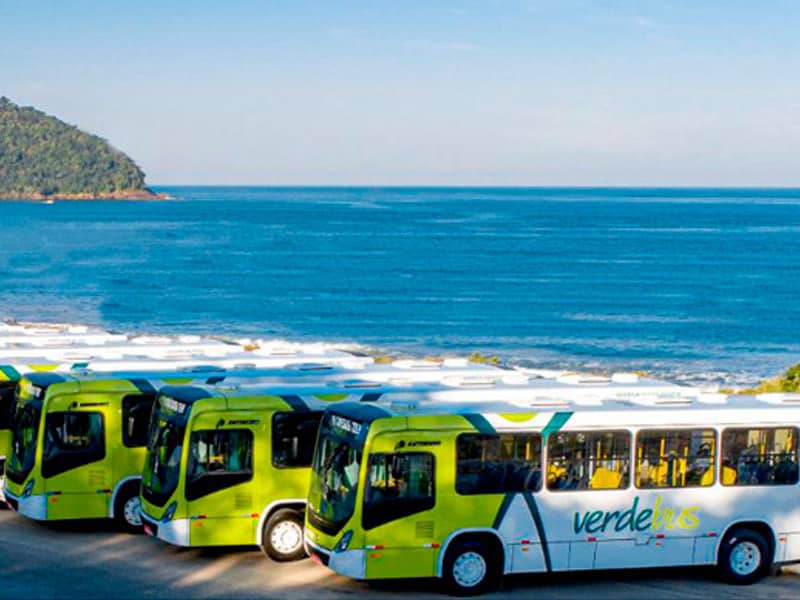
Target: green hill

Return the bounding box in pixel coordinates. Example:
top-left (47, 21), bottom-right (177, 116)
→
top-left (0, 97), bottom-right (156, 199)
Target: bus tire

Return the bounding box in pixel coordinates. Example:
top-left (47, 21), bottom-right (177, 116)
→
top-left (718, 527), bottom-right (771, 585)
top-left (261, 508), bottom-right (306, 562)
top-left (114, 481), bottom-right (143, 534)
top-left (442, 538), bottom-right (501, 596)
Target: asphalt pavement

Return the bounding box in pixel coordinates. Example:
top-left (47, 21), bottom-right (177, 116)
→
top-left (1, 509), bottom-right (798, 599)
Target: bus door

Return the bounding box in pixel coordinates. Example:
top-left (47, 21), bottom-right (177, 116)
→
top-left (184, 412), bottom-right (261, 546)
top-left (42, 407), bottom-right (112, 519)
top-left (362, 431), bottom-right (439, 579)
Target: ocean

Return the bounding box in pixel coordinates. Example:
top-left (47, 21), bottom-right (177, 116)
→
top-left (2, 186), bottom-right (800, 386)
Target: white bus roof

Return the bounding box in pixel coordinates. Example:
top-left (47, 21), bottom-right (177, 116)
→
top-left (21, 358), bottom-right (530, 393)
top-left (204, 369), bottom-right (702, 401)
top-left (330, 389), bottom-right (800, 421)
top-left (0, 348), bottom-right (373, 378)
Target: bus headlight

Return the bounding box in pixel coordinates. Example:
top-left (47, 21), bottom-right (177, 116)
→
top-left (161, 501), bottom-right (177, 523)
top-left (334, 529), bottom-right (354, 553)
top-left (22, 479), bottom-right (34, 498)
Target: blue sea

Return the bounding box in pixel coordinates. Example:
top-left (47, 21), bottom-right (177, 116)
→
top-left (2, 187), bottom-right (800, 385)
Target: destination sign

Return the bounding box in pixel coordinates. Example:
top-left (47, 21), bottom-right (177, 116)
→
top-left (331, 414), bottom-right (362, 435)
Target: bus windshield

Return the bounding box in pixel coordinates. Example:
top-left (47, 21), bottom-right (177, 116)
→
top-left (141, 398), bottom-right (189, 506)
top-left (308, 412), bottom-right (366, 536)
top-left (6, 402), bottom-right (41, 484)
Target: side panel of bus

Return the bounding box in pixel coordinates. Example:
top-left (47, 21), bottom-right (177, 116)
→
top-left (43, 397), bottom-right (114, 520)
top-left (186, 409), bottom-right (265, 546)
top-left (362, 429), bottom-right (452, 579)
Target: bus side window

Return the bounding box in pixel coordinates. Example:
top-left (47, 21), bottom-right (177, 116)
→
top-left (635, 429), bottom-right (716, 489)
top-left (271, 411), bottom-right (324, 468)
top-left (721, 427), bottom-right (799, 486)
top-left (363, 452), bottom-right (435, 529)
top-left (186, 429), bottom-right (254, 500)
top-left (546, 430), bottom-right (630, 491)
top-left (455, 432), bottom-right (542, 495)
top-left (41, 412), bottom-right (106, 478)
top-left (121, 394), bottom-right (157, 448)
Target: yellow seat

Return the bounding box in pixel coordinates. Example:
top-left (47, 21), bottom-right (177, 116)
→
top-left (589, 467), bottom-right (622, 489)
top-left (547, 464), bottom-right (566, 485)
top-left (722, 465), bottom-right (737, 485)
top-left (700, 467), bottom-right (714, 486)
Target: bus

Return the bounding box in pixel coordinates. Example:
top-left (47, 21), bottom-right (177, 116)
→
top-left (139, 372), bottom-right (704, 561)
top-left (1, 358), bottom-right (510, 528)
top-left (304, 392), bottom-right (800, 594)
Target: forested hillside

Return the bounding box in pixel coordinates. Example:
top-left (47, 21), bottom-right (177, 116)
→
top-left (0, 97), bottom-right (151, 198)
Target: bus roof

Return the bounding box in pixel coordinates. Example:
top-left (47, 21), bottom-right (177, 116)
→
top-left (321, 391), bottom-right (800, 426)
top-left (187, 369), bottom-right (701, 401)
top-left (19, 359), bottom-right (531, 397)
top-left (152, 369), bottom-right (716, 415)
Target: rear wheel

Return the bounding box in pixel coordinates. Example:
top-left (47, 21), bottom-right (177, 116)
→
top-left (718, 527), bottom-right (771, 584)
top-left (442, 539), bottom-right (501, 596)
top-left (114, 482), bottom-right (143, 534)
top-left (261, 508), bottom-right (306, 562)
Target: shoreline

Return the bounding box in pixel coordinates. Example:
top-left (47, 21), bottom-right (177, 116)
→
top-left (0, 188), bottom-right (172, 201)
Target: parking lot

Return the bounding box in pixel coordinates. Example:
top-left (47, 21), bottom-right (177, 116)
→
top-left (1, 510), bottom-right (799, 599)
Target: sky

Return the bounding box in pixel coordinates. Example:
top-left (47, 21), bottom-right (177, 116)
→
top-left (2, 0), bottom-right (800, 186)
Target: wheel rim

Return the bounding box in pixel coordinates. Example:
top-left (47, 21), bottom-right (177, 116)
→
top-left (452, 551), bottom-right (487, 588)
top-left (730, 540), bottom-right (761, 576)
top-left (270, 520), bottom-right (303, 555)
top-left (123, 496), bottom-right (142, 527)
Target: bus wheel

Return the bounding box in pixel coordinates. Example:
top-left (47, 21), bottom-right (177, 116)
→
top-left (718, 527), bottom-right (771, 584)
top-left (443, 539), bottom-right (500, 596)
top-left (114, 483), bottom-right (143, 534)
top-left (262, 509), bottom-right (306, 562)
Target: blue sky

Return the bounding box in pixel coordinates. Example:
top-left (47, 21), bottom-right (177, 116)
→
top-left (2, 1), bottom-right (799, 186)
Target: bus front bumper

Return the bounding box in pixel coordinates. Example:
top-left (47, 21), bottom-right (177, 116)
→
top-left (305, 538), bottom-right (366, 580)
top-left (3, 489), bottom-right (47, 520)
top-left (141, 511), bottom-right (190, 546)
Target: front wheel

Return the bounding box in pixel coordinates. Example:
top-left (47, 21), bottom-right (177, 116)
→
top-left (261, 508), bottom-right (306, 562)
top-left (718, 527), bottom-right (771, 585)
top-left (442, 539), bottom-right (501, 596)
top-left (114, 483), bottom-right (143, 534)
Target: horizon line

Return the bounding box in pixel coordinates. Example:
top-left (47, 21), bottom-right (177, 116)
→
top-left (150, 184), bottom-right (800, 191)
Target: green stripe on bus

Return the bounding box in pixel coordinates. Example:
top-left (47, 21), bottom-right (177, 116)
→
top-left (0, 365), bottom-right (21, 381)
top-left (541, 412), bottom-right (572, 440)
top-left (522, 491), bottom-right (552, 572)
top-left (130, 379), bottom-right (157, 394)
top-left (463, 413), bottom-right (495, 434)
top-left (492, 492), bottom-right (515, 529)
top-left (280, 395), bottom-right (310, 412)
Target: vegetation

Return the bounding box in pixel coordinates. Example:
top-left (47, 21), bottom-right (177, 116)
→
top-left (0, 97), bottom-right (148, 197)
top-left (724, 363), bottom-right (800, 394)
top-left (467, 352), bottom-right (501, 365)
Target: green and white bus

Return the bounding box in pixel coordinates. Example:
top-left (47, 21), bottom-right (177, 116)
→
top-left (139, 372), bottom-right (703, 560)
top-left (304, 393), bottom-right (800, 594)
